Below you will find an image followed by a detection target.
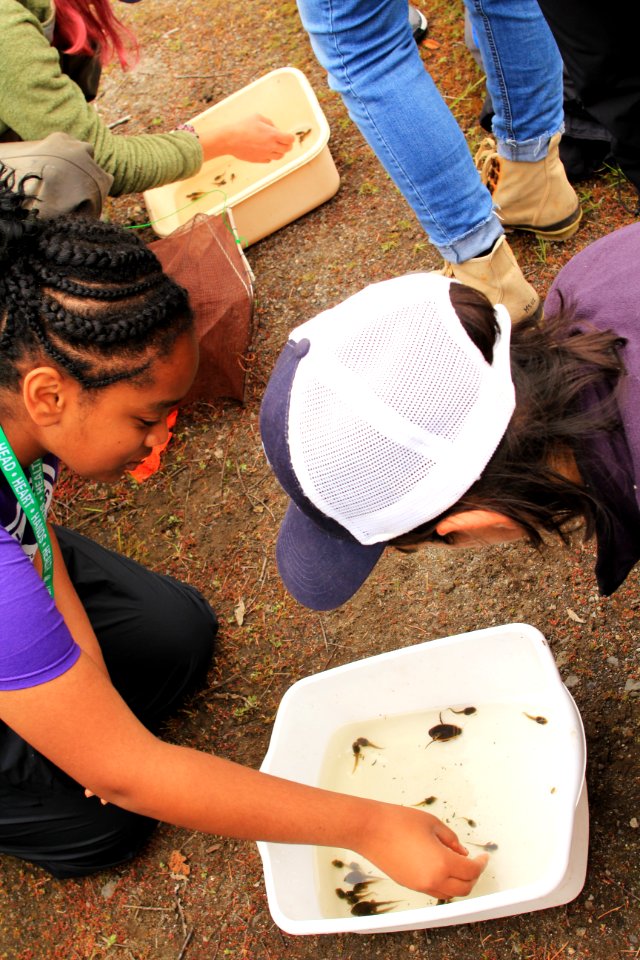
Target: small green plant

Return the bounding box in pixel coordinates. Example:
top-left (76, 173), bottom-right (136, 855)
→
top-left (233, 694), bottom-right (259, 719)
top-left (534, 236), bottom-right (548, 265)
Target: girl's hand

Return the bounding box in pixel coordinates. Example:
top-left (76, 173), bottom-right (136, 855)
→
top-left (200, 114), bottom-right (295, 164)
top-left (359, 804), bottom-right (489, 900)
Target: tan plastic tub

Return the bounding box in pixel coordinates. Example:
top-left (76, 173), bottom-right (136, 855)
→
top-left (143, 67), bottom-right (340, 245)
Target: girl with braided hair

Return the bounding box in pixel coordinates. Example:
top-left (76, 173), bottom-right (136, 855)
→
top-left (0, 0), bottom-right (295, 196)
top-left (0, 170), bottom-right (488, 897)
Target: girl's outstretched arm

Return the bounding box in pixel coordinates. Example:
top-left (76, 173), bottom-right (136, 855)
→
top-left (0, 653), bottom-right (487, 900)
top-left (196, 113), bottom-right (295, 164)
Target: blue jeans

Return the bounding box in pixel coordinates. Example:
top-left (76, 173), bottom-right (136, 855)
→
top-left (297, 0), bottom-right (564, 262)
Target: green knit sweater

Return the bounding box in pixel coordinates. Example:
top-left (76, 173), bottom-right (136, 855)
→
top-left (0, 0), bottom-right (203, 195)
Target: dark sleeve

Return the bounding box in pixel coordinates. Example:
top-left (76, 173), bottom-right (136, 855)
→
top-left (0, 526), bottom-right (80, 690)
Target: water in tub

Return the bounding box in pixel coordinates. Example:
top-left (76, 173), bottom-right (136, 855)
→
top-left (178, 125), bottom-right (315, 210)
top-left (316, 703), bottom-right (562, 917)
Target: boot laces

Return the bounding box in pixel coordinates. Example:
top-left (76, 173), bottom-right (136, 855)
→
top-left (474, 137), bottom-right (501, 195)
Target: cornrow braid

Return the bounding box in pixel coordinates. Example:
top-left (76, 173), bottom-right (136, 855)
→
top-left (0, 166), bottom-right (193, 391)
top-left (37, 270), bottom-right (161, 301)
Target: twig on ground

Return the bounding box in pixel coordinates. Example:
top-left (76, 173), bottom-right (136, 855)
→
top-left (235, 462), bottom-right (275, 519)
top-left (597, 904), bottom-right (623, 920)
top-left (176, 929), bottom-right (193, 960)
top-left (547, 942), bottom-right (570, 960)
top-left (317, 615), bottom-right (329, 651)
top-left (107, 115), bottom-right (131, 129)
top-left (123, 904), bottom-right (173, 911)
top-left (244, 553), bottom-right (269, 615)
top-left (174, 881), bottom-right (188, 938)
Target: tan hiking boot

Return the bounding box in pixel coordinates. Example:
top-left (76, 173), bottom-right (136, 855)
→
top-left (442, 235), bottom-right (540, 324)
top-left (476, 133), bottom-right (582, 240)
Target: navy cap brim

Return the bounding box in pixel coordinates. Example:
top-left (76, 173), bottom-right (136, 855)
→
top-left (276, 501), bottom-right (385, 611)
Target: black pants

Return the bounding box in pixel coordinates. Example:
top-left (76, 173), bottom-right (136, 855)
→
top-left (537, 0), bottom-right (640, 193)
top-left (0, 527), bottom-right (217, 878)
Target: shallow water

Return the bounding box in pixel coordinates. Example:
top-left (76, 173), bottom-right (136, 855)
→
top-left (316, 703), bottom-right (562, 918)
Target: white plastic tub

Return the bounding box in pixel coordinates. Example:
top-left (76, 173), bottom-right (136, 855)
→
top-left (143, 67), bottom-right (340, 245)
top-left (258, 624), bottom-right (588, 935)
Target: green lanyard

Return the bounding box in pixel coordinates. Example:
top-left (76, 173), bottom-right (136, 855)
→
top-left (0, 425), bottom-right (54, 598)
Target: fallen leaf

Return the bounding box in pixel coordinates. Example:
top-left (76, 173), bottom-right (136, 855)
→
top-left (168, 850), bottom-right (190, 877)
top-left (234, 598), bottom-right (246, 626)
top-left (566, 607), bottom-right (586, 624)
top-left (422, 37), bottom-right (440, 50)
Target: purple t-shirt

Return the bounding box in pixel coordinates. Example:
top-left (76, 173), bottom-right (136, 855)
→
top-left (0, 453), bottom-right (80, 690)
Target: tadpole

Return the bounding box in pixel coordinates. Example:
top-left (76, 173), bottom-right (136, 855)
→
top-left (449, 706), bottom-right (477, 716)
top-left (467, 841), bottom-right (499, 852)
top-left (350, 899), bottom-right (399, 916)
top-left (352, 880), bottom-right (377, 895)
top-left (352, 737), bottom-right (383, 771)
top-left (523, 712), bottom-right (548, 724)
top-left (413, 795), bottom-right (437, 807)
top-left (458, 816), bottom-right (477, 828)
top-left (343, 867), bottom-right (371, 884)
top-left (426, 712), bottom-right (463, 748)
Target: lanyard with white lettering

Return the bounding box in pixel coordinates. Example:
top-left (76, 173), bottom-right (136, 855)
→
top-left (0, 425), bottom-right (54, 597)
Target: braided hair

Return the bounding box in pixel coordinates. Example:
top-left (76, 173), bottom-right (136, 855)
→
top-left (0, 166), bottom-right (193, 392)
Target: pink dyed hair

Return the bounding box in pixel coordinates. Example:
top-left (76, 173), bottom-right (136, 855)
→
top-left (53, 0), bottom-right (139, 69)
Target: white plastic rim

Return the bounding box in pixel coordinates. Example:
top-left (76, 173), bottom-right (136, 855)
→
top-left (257, 623), bottom-right (588, 935)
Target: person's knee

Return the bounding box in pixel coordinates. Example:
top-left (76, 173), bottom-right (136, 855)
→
top-left (155, 580), bottom-right (217, 679)
top-left (38, 811), bottom-right (158, 878)
top-left (0, 786), bottom-right (158, 879)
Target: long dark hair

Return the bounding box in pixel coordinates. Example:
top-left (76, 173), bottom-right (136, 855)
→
top-left (0, 167), bottom-right (192, 393)
top-left (391, 282), bottom-right (626, 549)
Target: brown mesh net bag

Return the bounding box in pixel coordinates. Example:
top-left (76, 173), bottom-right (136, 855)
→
top-left (149, 212), bottom-right (254, 403)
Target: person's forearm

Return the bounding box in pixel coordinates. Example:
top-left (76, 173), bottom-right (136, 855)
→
top-left (106, 740), bottom-right (379, 851)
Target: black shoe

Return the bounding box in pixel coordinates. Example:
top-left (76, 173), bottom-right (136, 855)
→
top-left (409, 6), bottom-right (428, 44)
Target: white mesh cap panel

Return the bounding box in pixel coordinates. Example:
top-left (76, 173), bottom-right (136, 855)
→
top-left (287, 273), bottom-right (515, 544)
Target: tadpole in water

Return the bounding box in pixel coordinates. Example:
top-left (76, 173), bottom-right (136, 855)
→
top-left (467, 841), bottom-right (499, 852)
top-left (296, 128), bottom-right (312, 143)
top-left (353, 880), bottom-right (377, 895)
top-left (458, 816), bottom-right (477, 828)
top-left (186, 191), bottom-right (205, 200)
top-left (413, 795), bottom-right (437, 807)
top-left (350, 899), bottom-right (399, 916)
top-left (425, 713), bottom-right (463, 748)
top-left (343, 867), bottom-right (372, 884)
top-left (331, 859), bottom-right (345, 868)
top-left (449, 706), bottom-right (477, 716)
top-left (352, 737), bottom-right (383, 771)
top-left (523, 712), bottom-right (548, 724)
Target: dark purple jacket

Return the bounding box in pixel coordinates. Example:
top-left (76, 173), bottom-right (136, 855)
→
top-left (546, 221), bottom-right (640, 594)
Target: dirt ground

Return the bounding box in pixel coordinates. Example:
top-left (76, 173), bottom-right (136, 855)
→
top-left (1, 1), bottom-right (639, 958)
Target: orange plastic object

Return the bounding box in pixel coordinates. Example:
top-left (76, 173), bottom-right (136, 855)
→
top-left (128, 409), bottom-right (178, 482)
